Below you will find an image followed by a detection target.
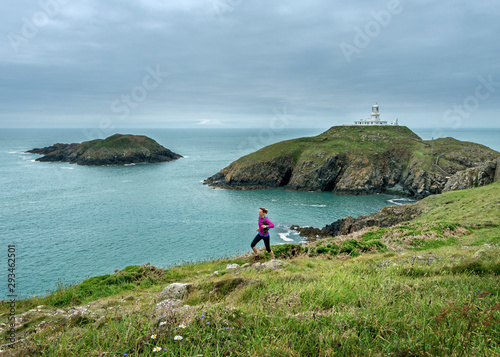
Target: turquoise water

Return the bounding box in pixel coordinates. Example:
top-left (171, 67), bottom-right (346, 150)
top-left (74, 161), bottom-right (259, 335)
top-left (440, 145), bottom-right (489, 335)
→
top-left (1, 127), bottom-right (498, 299)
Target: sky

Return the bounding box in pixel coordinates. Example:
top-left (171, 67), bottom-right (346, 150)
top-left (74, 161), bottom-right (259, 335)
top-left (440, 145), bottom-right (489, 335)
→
top-left (1, 0), bottom-right (499, 129)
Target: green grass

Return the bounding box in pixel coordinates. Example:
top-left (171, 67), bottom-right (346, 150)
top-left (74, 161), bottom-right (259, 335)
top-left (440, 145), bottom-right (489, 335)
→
top-left (2, 243), bottom-right (498, 356)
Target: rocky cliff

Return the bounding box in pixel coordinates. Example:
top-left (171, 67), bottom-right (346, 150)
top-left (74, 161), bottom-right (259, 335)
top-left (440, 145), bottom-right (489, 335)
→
top-left (443, 158), bottom-right (500, 192)
top-left (204, 126), bottom-right (499, 198)
top-left (27, 134), bottom-right (182, 165)
top-left (291, 203), bottom-right (425, 241)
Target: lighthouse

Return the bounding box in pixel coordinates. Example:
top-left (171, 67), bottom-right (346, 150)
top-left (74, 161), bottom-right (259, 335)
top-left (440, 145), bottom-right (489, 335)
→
top-left (353, 103), bottom-right (399, 126)
top-left (370, 103), bottom-right (380, 122)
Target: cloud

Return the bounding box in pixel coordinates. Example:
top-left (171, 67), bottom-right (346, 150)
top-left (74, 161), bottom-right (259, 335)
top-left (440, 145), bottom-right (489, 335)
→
top-left (0, 0), bottom-right (499, 128)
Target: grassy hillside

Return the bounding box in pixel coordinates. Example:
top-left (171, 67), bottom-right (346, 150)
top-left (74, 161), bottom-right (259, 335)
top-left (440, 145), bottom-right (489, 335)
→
top-left (235, 126), bottom-right (496, 170)
top-left (1, 183), bottom-right (499, 356)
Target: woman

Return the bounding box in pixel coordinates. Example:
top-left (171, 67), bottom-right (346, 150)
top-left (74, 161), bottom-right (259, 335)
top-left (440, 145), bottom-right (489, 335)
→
top-left (250, 207), bottom-right (275, 261)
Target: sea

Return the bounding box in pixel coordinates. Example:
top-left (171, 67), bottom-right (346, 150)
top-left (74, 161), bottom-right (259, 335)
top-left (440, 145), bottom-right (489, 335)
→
top-left (1, 127), bottom-right (499, 299)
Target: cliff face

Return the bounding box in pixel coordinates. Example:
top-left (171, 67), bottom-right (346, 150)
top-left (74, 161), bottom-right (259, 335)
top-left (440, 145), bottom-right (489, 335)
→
top-left (27, 134), bottom-right (182, 165)
top-left (443, 159), bottom-right (500, 192)
top-left (204, 126), bottom-right (499, 198)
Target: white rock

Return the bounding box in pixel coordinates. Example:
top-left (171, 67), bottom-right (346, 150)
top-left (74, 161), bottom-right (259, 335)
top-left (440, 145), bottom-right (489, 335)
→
top-left (159, 283), bottom-right (193, 300)
top-left (226, 264), bottom-right (240, 270)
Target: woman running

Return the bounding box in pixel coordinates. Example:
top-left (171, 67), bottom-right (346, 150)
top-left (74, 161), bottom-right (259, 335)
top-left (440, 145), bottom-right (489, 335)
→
top-left (250, 207), bottom-right (275, 261)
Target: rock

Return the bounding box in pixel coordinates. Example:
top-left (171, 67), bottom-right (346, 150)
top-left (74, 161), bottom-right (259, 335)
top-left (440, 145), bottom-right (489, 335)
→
top-left (474, 249), bottom-right (487, 259)
top-left (212, 271), bottom-right (219, 276)
top-left (226, 264), bottom-right (240, 270)
top-left (292, 203), bottom-right (423, 240)
top-left (252, 262), bottom-right (262, 268)
top-left (241, 263), bottom-right (251, 268)
top-left (27, 134), bottom-right (182, 166)
top-left (159, 283), bottom-right (192, 300)
top-left (261, 260), bottom-right (285, 269)
top-left (444, 160), bottom-right (498, 192)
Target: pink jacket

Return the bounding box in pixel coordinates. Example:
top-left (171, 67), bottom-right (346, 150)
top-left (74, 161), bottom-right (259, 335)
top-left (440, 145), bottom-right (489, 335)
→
top-left (258, 216), bottom-right (274, 236)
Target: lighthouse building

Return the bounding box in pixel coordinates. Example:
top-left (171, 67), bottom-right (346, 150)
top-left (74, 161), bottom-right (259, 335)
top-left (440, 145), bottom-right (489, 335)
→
top-left (354, 103), bottom-right (398, 126)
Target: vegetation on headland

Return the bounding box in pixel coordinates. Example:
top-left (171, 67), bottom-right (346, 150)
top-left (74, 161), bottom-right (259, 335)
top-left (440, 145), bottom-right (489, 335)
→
top-left (205, 126), bottom-right (500, 198)
top-left (27, 134), bottom-right (182, 165)
top-left (1, 183), bottom-right (499, 356)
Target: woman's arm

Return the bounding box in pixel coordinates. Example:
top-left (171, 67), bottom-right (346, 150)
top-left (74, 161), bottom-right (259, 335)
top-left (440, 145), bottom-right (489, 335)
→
top-left (264, 217), bottom-right (275, 229)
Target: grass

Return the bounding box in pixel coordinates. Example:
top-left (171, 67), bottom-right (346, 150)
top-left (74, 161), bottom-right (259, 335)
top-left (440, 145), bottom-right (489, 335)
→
top-left (2, 240), bottom-right (498, 356)
top-left (1, 183), bottom-right (500, 356)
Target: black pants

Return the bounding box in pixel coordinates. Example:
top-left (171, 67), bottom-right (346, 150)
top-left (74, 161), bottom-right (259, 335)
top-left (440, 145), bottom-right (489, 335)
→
top-left (251, 234), bottom-right (272, 253)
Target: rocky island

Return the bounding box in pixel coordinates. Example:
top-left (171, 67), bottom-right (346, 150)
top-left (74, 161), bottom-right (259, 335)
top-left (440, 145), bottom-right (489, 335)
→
top-left (204, 126), bottom-right (500, 198)
top-left (27, 134), bottom-right (182, 165)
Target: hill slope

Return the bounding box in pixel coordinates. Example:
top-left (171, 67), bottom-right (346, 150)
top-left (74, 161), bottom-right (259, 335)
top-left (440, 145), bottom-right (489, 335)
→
top-left (204, 126), bottom-right (499, 198)
top-left (1, 182), bottom-right (499, 356)
top-left (27, 134), bottom-right (182, 165)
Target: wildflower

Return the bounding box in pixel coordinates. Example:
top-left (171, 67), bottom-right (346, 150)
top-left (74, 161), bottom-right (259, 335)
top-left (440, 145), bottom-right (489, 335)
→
top-left (153, 346), bottom-right (161, 352)
top-left (226, 327), bottom-right (230, 330)
top-left (159, 322), bottom-right (167, 326)
top-left (206, 322), bottom-right (210, 325)
top-left (163, 348), bottom-right (167, 351)
top-left (174, 335), bottom-right (183, 341)
top-left (151, 334), bottom-right (157, 339)
top-left (179, 324), bottom-right (186, 329)
top-left (201, 314), bottom-right (205, 318)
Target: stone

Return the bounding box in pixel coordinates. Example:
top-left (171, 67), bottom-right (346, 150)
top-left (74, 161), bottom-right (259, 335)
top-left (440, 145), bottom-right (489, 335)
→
top-left (241, 263), bottom-right (251, 268)
top-left (226, 264), bottom-right (240, 270)
top-left (474, 249), bottom-right (487, 259)
top-left (261, 260), bottom-right (285, 269)
top-left (159, 283), bottom-right (192, 300)
top-left (212, 271), bottom-right (219, 276)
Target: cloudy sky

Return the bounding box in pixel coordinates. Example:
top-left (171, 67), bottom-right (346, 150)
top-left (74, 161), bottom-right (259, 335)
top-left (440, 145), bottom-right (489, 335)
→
top-left (1, 0), bottom-right (499, 129)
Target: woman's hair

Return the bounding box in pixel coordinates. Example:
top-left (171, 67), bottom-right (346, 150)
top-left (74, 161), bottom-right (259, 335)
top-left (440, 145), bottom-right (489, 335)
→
top-left (259, 207), bottom-right (269, 214)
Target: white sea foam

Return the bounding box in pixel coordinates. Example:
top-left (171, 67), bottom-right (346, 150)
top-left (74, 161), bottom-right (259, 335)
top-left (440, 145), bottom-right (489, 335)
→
top-left (8, 151), bottom-right (17, 154)
top-left (301, 204), bottom-right (327, 207)
top-left (278, 232), bottom-right (293, 242)
top-left (124, 163), bottom-right (136, 166)
top-left (61, 167), bottom-right (74, 170)
top-left (30, 160), bottom-right (36, 162)
top-left (387, 198), bottom-right (415, 205)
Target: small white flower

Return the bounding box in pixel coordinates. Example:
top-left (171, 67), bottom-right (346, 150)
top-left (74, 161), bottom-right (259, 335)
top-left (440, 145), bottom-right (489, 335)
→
top-left (153, 346), bottom-right (161, 352)
top-left (174, 335), bottom-right (183, 341)
top-left (179, 324), bottom-right (186, 329)
top-left (151, 334), bottom-right (157, 339)
top-left (159, 321), bottom-right (167, 326)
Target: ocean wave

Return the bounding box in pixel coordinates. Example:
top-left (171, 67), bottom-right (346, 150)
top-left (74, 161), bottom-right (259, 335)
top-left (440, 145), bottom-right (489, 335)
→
top-left (278, 232), bottom-right (293, 242)
top-left (61, 167), bottom-right (74, 170)
top-left (8, 151), bottom-right (17, 154)
top-left (301, 204), bottom-right (327, 207)
top-left (124, 163), bottom-right (136, 166)
top-left (387, 198), bottom-right (415, 205)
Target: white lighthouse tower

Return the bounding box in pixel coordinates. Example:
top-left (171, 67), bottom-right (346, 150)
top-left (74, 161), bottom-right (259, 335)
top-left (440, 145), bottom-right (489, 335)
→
top-left (370, 103), bottom-right (380, 122)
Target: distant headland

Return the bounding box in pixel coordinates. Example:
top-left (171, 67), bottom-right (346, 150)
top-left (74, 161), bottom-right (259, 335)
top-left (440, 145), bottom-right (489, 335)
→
top-left (204, 125), bottom-right (500, 198)
top-left (27, 134), bottom-right (182, 166)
